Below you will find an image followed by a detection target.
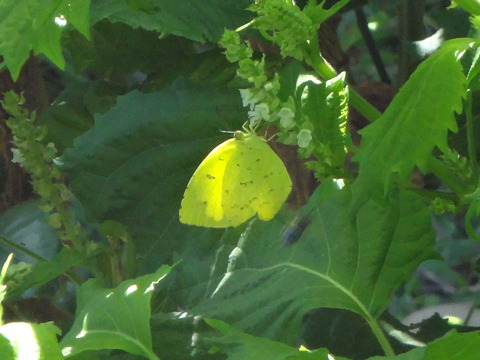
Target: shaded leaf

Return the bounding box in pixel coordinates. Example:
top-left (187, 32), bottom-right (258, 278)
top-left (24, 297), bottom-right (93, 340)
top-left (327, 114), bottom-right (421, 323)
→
top-left (38, 79), bottom-right (126, 151)
top-left (353, 38), bottom-right (471, 193)
top-left (0, 200), bottom-right (59, 265)
top-left (91, 0), bottom-right (253, 42)
top-left (302, 308), bottom-right (384, 358)
top-left (60, 79), bottom-right (246, 274)
top-left (369, 331), bottom-right (480, 360)
top-left (205, 319), bottom-right (346, 360)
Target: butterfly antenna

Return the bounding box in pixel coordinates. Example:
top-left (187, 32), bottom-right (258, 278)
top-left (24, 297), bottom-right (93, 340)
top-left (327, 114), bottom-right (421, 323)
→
top-left (219, 129), bottom-right (236, 135)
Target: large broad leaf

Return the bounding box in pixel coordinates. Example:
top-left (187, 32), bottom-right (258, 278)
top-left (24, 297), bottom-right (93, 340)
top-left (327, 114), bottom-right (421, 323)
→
top-left (205, 319), bottom-right (348, 360)
top-left (37, 78), bottom-right (126, 152)
top-left (91, 0), bottom-right (253, 42)
top-left (453, 0), bottom-right (480, 15)
top-left (60, 265), bottom-right (172, 360)
top-left (353, 38), bottom-right (471, 193)
top-left (191, 183), bottom-right (436, 344)
top-left (0, 0), bottom-right (90, 79)
top-left (369, 331), bottom-right (480, 360)
top-left (59, 78), bottom-right (246, 280)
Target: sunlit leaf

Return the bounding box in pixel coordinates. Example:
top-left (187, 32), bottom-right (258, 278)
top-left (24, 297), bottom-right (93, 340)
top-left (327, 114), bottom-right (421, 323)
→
top-left (60, 265), bottom-right (172, 359)
top-left (354, 38), bottom-right (471, 193)
top-left (0, 322), bottom-right (63, 360)
top-left (0, 0), bottom-right (90, 79)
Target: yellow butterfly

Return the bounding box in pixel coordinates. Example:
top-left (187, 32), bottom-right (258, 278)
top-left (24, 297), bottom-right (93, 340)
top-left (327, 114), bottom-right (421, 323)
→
top-left (179, 130), bottom-right (292, 228)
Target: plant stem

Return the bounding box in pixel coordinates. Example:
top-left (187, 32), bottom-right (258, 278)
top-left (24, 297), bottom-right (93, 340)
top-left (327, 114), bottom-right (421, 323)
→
top-left (426, 157), bottom-right (466, 197)
top-left (306, 38), bottom-right (382, 122)
top-left (398, 0), bottom-right (426, 85)
top-left (211, 219), bottom-right (255, 297)
top-left (349, 89), bottom-right (382, 122)
top-left (466, 90), bottom-right (478, 185)
top-left (355, 7), bottom-right (391, 84)
top-left (367, 317), bottom-right (395, 357)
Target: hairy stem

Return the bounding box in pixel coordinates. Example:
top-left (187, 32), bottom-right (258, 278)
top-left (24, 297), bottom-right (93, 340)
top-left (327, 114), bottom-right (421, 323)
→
top-left (355, 7), bottom-right (391, 84)
top-left (466, 90), bottom-right (478, 185)
top-left (306, 39), bottom-right (382, 122)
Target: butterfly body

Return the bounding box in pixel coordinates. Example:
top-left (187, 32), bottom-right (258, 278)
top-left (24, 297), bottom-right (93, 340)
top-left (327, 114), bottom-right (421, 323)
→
top-left (281, 214), bottom-right (312, 246)
top-left (179, 132), bottom-right (292, 228)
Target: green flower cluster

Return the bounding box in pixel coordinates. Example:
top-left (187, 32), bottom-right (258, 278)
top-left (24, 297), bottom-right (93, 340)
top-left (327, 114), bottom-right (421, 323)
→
top-left (2, 92), bottom-right (84, 250)
top-left (221, 0), bottom-right (351, 181)
top-left (220, 30), bottom-right (296, 133)
top-left (3, 261), bottom-right (32, 290)
top-left (250, 0), bottom-right (315, 61)
top-left (429, 197), bottom-right (457, 215)
top-left (441, 149), bottom-right (474, 191)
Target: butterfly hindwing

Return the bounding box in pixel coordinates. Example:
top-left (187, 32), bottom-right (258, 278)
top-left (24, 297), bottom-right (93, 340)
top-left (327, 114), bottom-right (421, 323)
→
top-left (180, 132), bottom-right (292, 228)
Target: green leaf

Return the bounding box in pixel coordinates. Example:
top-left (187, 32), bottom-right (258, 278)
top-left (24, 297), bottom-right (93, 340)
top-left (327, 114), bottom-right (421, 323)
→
top-left (91, 0), bottom-right (253, 42)
top-left (205, 319), bottom-right (347, 360)
top-left (369, 331), bottom-right (480, 360)
top-left (423, 331), bottom-right (480, 359)
top-left (465, 187), bottom-right (480, 241)
top-left (192, 184), bottom-right (436, 343)
top-left (299, 72), bottom-right (348, 177)
top-left (59, 79), bottom-right (246, 273)
top-left (60, 265), bottom-right (172, 360)
top-left (301, 308), bottom-right (387, 358)
top-left (452, 0), bottom-right (480, 15)
top-left (0, 200), bottom-right (59, 265)
top-left (353, 38), bottom-right (471, 193)
top-left (369, 348), bottom-right (426, 360)
top-left (466, 44), bottom-right (480, 84)
top-left (0, 334), bottom-right (15, 360)
top-left (37, 79), bottom-right (124, 151)
top-left (64, 21), bottom-right (236, 88)
top-left (6, 247), bottom-right (84, 299)
top-left (0, 322), bottom-right (63, 360)
top-left (0, 0), bottom-right (90, 79)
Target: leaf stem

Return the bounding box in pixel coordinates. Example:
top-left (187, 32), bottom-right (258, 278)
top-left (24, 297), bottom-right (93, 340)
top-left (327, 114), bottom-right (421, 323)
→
top-left (306, 38), bottom-right (382, 122)
top-left (0, 236), bottom-right (47, 262)
top-left (426, 157), bottom-right (466, 197)
top-left (285, 261), bottom-right (395, 356)
top-left (349, 89), bottom-right (382, 122)
top-left (466, 89), bottom-right (478, 185)
top-left (367, 318), bottom-right (395, 357)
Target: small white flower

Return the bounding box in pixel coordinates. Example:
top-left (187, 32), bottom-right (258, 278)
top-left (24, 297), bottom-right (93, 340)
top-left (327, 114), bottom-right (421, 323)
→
top-left (10, 148), bottom-right (24, 164)
top-left (239, 89), bottom-right (254, 108)
top-left (278, 107), bottom-right (295, 128)
top-left (264, 82), bottom-right (274, 91)
top-left (297, 129), bottom-right (312, 148)
top-left (239, 89), bottom-right (265, 110)
top-left (248, 103), bottom-right (270, 123)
